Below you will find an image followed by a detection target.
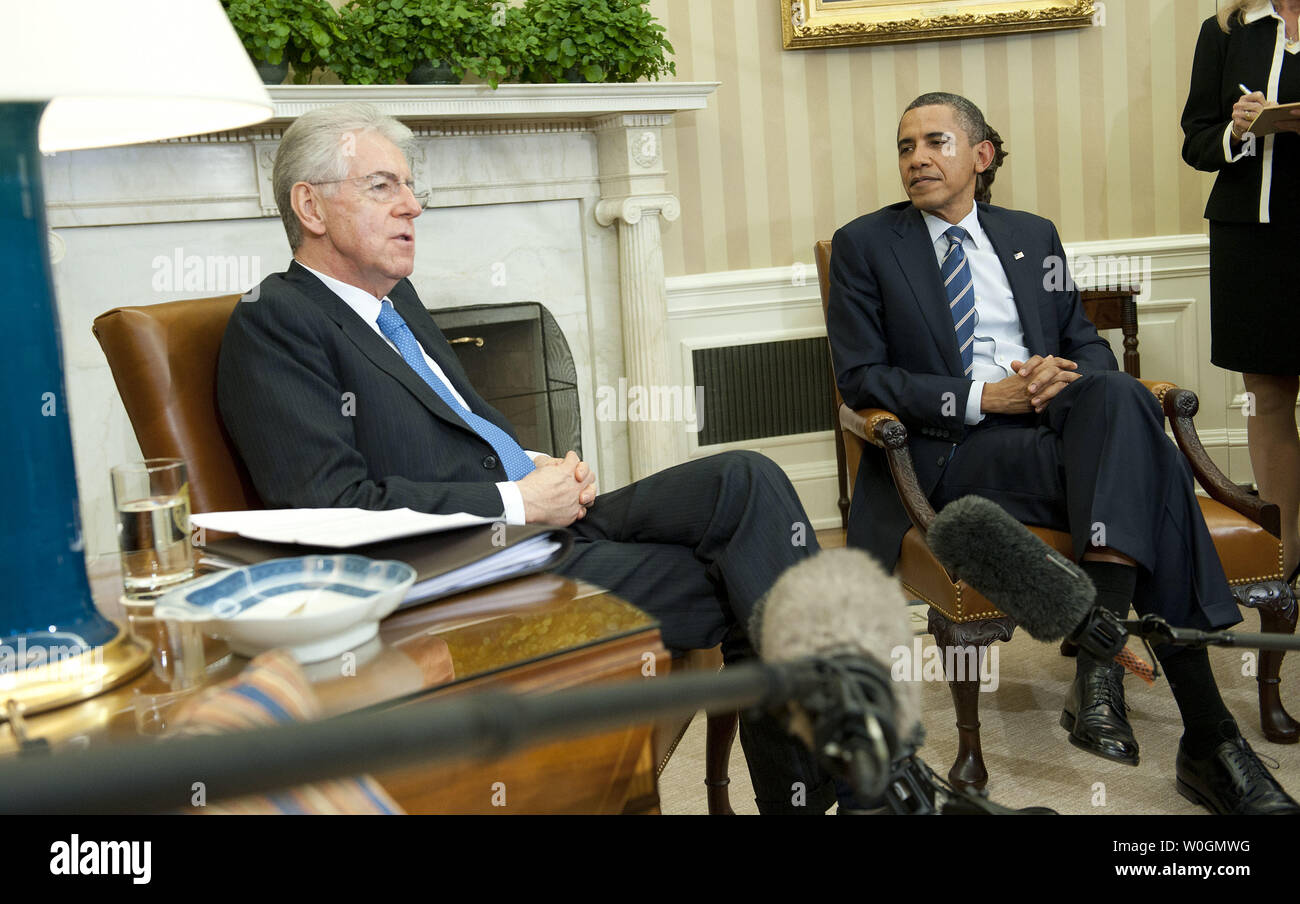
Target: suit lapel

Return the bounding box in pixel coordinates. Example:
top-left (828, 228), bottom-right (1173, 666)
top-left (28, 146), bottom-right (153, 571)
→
top-left (285, 263), bottom-right (480, 438)
top-left (888, 206), bottom-right (964, 377)
top-left (976, 204), bottom-right (1046, 353)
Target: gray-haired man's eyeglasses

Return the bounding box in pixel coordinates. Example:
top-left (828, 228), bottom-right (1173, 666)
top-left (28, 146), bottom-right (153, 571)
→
top-left (309, 171), bottom-right (429, 204)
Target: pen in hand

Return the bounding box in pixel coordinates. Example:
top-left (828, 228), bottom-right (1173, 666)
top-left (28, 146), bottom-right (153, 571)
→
top-left (1234, 84), bottom-right (1265, 139)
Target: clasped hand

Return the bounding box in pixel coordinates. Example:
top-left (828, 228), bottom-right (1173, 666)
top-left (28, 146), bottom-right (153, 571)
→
top-left (518, 450), bottom-right (597, 526)
top-left (982, 355), bottom-right (1081, 415)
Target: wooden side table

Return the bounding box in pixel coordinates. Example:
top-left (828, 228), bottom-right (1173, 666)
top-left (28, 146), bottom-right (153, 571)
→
top-left (0, 558), bottom-right (670, 815)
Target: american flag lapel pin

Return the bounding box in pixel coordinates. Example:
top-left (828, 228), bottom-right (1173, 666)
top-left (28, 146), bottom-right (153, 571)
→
top-left (1014, 251), bottom-right (1025, 260)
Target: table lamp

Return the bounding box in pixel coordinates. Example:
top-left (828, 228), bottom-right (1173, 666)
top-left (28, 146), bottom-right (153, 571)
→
top-left (1, 0), bottom-right (273, 715)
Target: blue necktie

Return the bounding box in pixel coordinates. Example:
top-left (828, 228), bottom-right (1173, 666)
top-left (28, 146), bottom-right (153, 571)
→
top-left (941, 226), bottom-right (977, 377)
top-left (375, 300), bottom-right (536, 481)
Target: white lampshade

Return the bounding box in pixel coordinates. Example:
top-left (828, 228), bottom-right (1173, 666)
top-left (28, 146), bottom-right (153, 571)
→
top-left (4, 0), bottom-right (274, 152)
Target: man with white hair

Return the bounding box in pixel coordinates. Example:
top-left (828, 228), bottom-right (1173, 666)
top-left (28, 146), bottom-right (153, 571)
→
top-left (217, 103), bottom-right (838, 814)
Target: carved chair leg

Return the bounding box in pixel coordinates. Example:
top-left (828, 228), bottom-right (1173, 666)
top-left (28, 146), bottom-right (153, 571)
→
top-left (833, 425), bottom-right (850, 533)
top-left (1234, 581), bottom-right (1300, 744)
top-left (704, 710), bottom-right (739, 815)
top-left (946, 667), bottom-right (988, 791)
top-left (927, 609), bottom-right (1016, 792)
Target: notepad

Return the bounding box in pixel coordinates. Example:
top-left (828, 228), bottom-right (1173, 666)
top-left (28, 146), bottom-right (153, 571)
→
top-left (1246, 101), bottom-right (1300, 137)
top-left (192, 508), bottom-right (496, 548)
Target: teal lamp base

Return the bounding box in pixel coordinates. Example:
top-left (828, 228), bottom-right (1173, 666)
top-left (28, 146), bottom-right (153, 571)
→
top-left (0, 102), bottom-right (150, 716)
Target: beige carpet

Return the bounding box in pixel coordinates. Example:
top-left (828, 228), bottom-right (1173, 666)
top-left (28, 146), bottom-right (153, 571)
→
top-left (659, 564), bottom-right (1300, 815)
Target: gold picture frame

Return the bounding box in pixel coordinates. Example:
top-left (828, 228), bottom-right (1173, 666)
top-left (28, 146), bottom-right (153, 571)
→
top-left (780, 0), bottom-right (1096, 49)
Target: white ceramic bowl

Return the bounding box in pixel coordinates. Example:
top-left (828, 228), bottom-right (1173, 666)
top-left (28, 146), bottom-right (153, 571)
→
top-left (155, 555), bottom-right (416, 663)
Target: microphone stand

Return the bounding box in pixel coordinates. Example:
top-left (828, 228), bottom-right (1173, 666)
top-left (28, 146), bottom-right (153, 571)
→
top-left (1123, 612), bottom-right (1300, 652)
top-left (1073, 607), bottom-right (1300, 655)
top-left (1070, 607), bottom-right (1300, 683)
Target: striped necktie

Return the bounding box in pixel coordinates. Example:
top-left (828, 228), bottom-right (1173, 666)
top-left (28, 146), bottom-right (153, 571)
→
top-left (941, 226), bottom-right (977, 377)
top-left (375, 300), bottom-right (536, 481)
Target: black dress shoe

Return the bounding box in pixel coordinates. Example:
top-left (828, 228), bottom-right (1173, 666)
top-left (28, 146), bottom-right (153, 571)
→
top-left (1176, 736), bottom-right (1300, 815)
top-left (1059, 659), bottom-right (1139, 765)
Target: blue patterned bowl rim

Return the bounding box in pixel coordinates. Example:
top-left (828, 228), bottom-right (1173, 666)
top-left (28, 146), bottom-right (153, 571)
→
top-left (155, 555), bottom-right (415, 621)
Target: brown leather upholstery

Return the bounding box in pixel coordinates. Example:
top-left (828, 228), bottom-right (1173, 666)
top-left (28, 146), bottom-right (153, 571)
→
top-left (1200, 497), bottom-right (1284, 585)
top-left (92, 296), bottom-right (262, 514)
top-left (892, 499), bottom-right (1280, 625)
top-left (897, 523), bottom-right (1075, 623)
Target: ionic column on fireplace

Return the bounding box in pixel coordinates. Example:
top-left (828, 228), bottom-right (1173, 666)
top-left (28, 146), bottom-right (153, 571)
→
top-left (594, 113), bottom-right (682, 480)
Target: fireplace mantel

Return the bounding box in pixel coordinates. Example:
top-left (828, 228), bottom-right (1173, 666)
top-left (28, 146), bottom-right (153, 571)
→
top-left (264, 82), bottom-right (719, 122)
top-left (43, 82), bottom-right (719, 229)
top-left (49, 83), bottom-right (717, 557)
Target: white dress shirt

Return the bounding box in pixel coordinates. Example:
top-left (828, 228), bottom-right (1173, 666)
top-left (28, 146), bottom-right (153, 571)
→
top-left (298, 262), bottom-right (531, 523)
top-left (921, 208), bottom-right (1030, 424)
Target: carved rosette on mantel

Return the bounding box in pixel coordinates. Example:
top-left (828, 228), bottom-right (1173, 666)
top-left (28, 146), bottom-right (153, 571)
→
top-left (594, 113), bottom-right (683, 479)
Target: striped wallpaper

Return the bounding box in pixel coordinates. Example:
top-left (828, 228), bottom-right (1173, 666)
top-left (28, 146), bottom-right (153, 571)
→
top-left (650, 0), bottom-right (1222, 276)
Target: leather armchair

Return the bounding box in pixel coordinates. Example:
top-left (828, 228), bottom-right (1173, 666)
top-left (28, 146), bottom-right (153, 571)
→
top-left (92, 295), bottom-right (259, 514)
top-left (93, 295), bottom-right (738, 814)
top-left (814, 240), bottom-right (1299, 790)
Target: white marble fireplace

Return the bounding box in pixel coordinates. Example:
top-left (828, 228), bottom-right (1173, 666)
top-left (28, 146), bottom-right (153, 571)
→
top-left (45, 83), bottom-right (717, 559)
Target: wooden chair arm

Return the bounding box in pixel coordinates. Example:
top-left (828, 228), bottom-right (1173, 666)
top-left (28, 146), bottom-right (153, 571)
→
top-left (837, 379), bottom-right (1278, 544)
top-left (1155, 386), bottom-right (1282, 537)
top-left (840, 405), bottom-right (937, 534)
top-left (1139, 379), bottom-right (1179, 402)
top-left (839, 406), bottom-right (906, 449)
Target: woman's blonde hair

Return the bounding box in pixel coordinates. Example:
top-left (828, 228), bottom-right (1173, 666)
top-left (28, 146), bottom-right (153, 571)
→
top-left (1218, 0), bottom-right (1271, 33)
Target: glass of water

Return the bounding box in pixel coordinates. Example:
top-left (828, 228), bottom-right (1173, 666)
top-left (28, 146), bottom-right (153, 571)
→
top-left (110, 459), bottom-right (194, 592)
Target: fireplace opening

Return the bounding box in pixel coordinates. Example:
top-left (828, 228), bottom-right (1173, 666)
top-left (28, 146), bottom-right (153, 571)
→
top-left (429, 302), bottom-right (582, 458)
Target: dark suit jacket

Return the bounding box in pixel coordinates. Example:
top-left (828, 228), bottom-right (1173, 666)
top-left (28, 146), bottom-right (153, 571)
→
top-left (1182, 13), bottom-right (1300, 223)
top-left (217, 261), bottom-right (520, 517)
top-left (827, 200), bottom-right (1116, 569)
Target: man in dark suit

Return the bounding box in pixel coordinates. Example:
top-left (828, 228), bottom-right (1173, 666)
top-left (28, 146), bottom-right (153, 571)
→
top-left (827, 91), bottom-right (1297, 814)
top-left (217, 103), bottom-right (836, 814)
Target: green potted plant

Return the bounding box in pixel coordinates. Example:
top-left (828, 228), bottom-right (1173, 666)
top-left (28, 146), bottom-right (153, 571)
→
top-left (333, 0), bottom-right (505, 85)
top-left (485, 3), bottom-right (542, 86)
top-left (457, 0), bottom-right (530, 88)
top-left (519, 0), bottom-right (675, 84)
top-left (332, 1), bottom-right (407, 85)
top-left (221, 0), bottom-right (344, 85)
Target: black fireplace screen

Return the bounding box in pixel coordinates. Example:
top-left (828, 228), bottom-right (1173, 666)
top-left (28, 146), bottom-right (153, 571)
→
top-left (428, 302), bottom-right (582, 458)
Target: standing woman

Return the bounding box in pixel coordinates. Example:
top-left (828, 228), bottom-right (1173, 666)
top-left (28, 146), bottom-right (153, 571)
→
top-left (1183, 0), bottom-right (1300, 582)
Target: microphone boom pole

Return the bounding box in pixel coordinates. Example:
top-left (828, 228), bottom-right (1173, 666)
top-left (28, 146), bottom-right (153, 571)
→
top-left (0, 662), bottom-right (798, 815)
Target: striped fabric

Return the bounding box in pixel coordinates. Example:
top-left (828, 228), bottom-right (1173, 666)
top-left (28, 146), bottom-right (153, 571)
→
top-left (941, 226), bottom-right (977, 377)
top-left (654, 0), bottom-right (1219, 276)
top-left (172, 649), bottom-right (403, 815)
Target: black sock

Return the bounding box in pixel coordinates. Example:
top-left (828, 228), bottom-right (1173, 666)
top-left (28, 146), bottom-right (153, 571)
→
top-left (1158, 646), bottom-right (1238, 758)
top-left (1077, 561), bottom-right (1137, 669)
